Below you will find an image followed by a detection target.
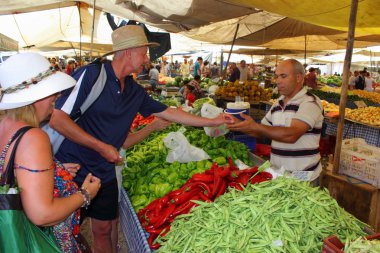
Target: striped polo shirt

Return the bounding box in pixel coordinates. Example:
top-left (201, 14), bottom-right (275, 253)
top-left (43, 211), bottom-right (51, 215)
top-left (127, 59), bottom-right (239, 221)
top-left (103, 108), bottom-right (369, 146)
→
top-left (262, 88), bottom-right (323, 180)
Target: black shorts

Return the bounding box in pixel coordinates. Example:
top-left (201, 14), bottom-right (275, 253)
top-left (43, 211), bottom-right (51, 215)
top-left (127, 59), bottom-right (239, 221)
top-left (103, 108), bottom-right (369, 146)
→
top-left (81, 179), bottom-right (119, 221)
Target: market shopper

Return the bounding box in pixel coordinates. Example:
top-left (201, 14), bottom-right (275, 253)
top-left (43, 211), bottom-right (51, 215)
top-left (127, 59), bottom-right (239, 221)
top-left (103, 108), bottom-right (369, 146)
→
top-left (188, 75), bottom-right (204, 99)
top-left (0, 52), bottom-right (101, 253)
top-left (226, 59), bottom-right (323, 182)
top-left (148, 63), bottom-right (159, 90)
top-left (304, 67), bottom-right (318, 89)
top-left (228, 62), bottom-right (240, 83)
top-left (49, 25), bottom-right (231, 253)
top-left (238, 60), bottom-right (248, 82)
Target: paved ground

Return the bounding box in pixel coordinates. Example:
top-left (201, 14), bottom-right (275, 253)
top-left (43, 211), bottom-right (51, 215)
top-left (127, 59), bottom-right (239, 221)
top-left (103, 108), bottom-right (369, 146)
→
top-left (81, 209), bottom-right (129, 253)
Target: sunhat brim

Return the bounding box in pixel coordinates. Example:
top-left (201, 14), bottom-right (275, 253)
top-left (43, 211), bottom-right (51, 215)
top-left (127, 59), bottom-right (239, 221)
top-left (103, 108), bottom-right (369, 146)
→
top-left (102, 42), bottom-right (160, 57)
top-left (0, 71), bottom-right (76, 110)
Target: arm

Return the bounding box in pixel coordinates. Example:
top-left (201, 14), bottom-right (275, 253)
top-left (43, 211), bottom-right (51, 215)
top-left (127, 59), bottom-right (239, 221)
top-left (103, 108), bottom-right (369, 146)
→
top-left (226, 113), bottom-right (309, 143)
top-left (49, 109), bottom-right (122, 163)
top-left (122, 118), bottom-right (172, 149)
top-left (15, 128), bottom-right (101, 226)
top-left (153, 107), bottom-right (232, 127)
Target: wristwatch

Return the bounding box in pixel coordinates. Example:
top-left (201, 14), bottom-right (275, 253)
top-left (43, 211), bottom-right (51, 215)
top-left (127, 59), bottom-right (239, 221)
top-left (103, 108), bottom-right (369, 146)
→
top-left (77, 187), bottom-right (91, 208)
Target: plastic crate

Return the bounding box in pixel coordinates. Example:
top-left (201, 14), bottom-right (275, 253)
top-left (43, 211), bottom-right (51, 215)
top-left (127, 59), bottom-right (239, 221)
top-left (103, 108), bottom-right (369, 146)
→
top-left (120, 189), bottom-right (151, 253)
top-left (339, 139), bottom-right (380, 188)
top-left (229, 133), bottom-right (256, 152)
top-left (322, 233), bottom-right (380, 253)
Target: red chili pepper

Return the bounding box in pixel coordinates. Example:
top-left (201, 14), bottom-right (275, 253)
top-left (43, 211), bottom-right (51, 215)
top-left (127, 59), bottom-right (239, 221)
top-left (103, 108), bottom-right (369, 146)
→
top-left (212, 167), bottom-right (230, 196)
top-left (171, 195), bottom-right (201, 217)
top-left (192, 173), bottom-right (214, 183)
top-left (228, 157), bottom-right (237, 170)
top-left (215, 179), bottom-right (227, 199)
top-left (182, 181), bottom-right (212, 198)
top-left (235, 173), bottom-right (252, 186)
top-left (151, 202), bottom-right (176, 228)
top-left (228, 170), bottom-right (241, 181)
top-left (160, 225), bottom-right (171, 237)
top-left (147, 233), bottom-right (160, 250)
top-left (198, 191), bottom-right (212, 202)
top-left (228, 182), bottom-right (244, 191)
top-left (170, 188), bottom-right (200, 205)
top-left (155, 196), bottom-right (169, 216)
top-left (205, 168), bottom-right (214, 175)
top-left (240, 166), bottom-right (258, 174)
top-left (259, 171), bottom-right (273, 180)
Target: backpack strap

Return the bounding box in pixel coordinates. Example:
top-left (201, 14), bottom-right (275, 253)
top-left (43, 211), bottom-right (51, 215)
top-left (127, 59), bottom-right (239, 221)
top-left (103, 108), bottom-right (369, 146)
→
top-left (68, 63), bottom-right (107, 121)
top-left (1, 126), bottom-right (33, 187)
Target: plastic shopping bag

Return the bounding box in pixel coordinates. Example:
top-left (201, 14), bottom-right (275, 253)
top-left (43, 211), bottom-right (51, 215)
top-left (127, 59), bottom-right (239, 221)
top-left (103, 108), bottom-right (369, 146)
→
top-left (201, 103), bottom-right (229, 137)
top-left (163, 130), bottom-right (210, 163)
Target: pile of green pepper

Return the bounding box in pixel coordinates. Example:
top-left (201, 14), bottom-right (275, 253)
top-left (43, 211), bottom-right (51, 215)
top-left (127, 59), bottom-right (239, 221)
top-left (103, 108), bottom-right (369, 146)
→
top-left (122, 124), bottom-right (252, 212)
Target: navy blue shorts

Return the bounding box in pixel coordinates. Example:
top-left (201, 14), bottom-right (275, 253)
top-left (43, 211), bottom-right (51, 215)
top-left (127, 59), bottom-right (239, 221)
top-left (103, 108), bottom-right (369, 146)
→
top-left (81, 179), bottom-right (119, 221)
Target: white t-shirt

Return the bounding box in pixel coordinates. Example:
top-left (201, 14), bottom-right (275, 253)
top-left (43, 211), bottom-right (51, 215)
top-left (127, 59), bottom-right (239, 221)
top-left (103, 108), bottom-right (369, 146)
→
top-left (261, 88), bottom-right (323, 181)
top-left (149, 68), bottom-right (159, 81)
top-left (365, 77), bottom-right (374, 92)
top-left (238, 66), bottom-right (248, 82)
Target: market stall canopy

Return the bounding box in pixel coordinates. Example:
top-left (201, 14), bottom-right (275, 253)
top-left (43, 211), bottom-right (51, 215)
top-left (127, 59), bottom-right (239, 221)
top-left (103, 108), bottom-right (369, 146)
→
top-left (224, 0), bottom-right (380, 35)
top-left (0, 0), bottom-right (258, 33)
top-left (0, 33), bottom-right (18, 51)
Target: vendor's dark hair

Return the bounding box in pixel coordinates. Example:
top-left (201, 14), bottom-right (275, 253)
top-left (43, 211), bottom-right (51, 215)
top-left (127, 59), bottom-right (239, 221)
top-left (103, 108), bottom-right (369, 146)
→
top-left (194, 75), bottom-right (201, 80)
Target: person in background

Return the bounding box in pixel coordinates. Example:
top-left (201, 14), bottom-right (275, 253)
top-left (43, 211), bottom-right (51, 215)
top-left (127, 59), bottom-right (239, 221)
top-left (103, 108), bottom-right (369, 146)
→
top-left (348, 71), bottom-right (356, 90)
top-left (355, 71), bottom-right (365, 90)
top-left (194, 57), bottom-right (203, 77)
top-left (228, 62), bottom-right (240, 83)
top-left (248, 63), bottom-right (256, 79)
top-left (188, 75), bottom-right (204, 99)
top-left (66, 60), bottom-right (76, 76)
top-left (180, 58), bottom-right (190, 77)
top-left (160, 61), bottom-right (168, 76)
top-left (210, 62), bottom-right (220, 79)
top-left (184, 84), bottom-right (196, 107)
top-left (50, 57), bottom-right (62, 71)
top-left (304, 67), bottom-right (318, 89)
top-left (0, 52), bottom-right (101, 253)
top-left (189, 59), bottom-right (195, 76)
top-left (364, 72), bottom-right (374, 92)
top-left (49, 25), bottom-right (231, 253)
top-left (226, 59), bottom-right (323, 184)
top-left (148, 63), bottom-right (159, 90)
top-left (201, 60), bottom-right (211, 78)
top-left (238, 60), bottom-right (248, 82)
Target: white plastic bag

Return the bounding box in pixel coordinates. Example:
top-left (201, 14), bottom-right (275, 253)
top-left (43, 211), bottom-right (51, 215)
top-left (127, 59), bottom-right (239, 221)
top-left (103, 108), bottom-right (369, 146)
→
top-left (163, 131), bottom-right (210, 163)
top-left (201, 103), bottom-right (229, 137)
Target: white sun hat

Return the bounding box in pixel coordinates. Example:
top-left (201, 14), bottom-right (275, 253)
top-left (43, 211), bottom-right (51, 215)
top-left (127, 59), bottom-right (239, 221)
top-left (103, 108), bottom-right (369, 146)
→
top-left (0, 52), bottom-right (76, 110)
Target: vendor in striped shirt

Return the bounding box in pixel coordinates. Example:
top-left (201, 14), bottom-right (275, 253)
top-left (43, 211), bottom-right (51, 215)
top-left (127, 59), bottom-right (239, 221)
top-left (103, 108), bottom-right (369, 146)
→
top-left (226, 59), bottom-right (323, 183)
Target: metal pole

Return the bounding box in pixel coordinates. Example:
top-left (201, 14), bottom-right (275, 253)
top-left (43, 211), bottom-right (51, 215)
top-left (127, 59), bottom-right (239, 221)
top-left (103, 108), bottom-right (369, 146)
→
top-left (77, 2), bottom-right (82, 64)
top-left (89, 0), bottom-right (97, 62)
top-left (222, 24), bottom-right (240, 82)
top-left (333, 0), bottom-right (359, 173)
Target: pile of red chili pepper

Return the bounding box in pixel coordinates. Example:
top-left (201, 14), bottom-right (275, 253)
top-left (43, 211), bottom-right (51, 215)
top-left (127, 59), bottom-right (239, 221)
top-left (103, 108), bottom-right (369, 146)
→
top-left (130, 114), bottom-right (155, 132)
top-left (137, 158), bottom-right (273, 249)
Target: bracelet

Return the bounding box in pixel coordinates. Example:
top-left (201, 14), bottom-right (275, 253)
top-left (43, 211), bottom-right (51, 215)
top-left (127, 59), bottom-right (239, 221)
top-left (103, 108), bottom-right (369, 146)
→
top-left (77, 187), bottom-right (91, 208)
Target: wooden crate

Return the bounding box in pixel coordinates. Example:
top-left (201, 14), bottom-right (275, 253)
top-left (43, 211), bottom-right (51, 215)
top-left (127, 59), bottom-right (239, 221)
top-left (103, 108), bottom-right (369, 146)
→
top-left (320, 168), bottom-right (380, 232)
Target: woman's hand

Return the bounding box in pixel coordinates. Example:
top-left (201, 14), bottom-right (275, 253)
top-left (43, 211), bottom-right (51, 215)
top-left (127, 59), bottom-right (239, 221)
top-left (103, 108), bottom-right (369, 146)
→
top-left (80, 173), bottom-right (101, 200)
top-left (63, 163), bottom-right (80, 178)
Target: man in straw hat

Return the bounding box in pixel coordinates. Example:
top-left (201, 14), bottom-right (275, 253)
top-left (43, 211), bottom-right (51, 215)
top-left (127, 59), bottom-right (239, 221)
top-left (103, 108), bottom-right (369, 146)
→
top-left (49, 25), bottom-right (232, 253)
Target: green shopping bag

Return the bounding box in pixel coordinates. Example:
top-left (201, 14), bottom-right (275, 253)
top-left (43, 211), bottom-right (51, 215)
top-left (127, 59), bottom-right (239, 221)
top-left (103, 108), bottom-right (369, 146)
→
top-left (0, 194), bottom-right (61, 253)
top-left (0, 126), bottom-right (61, 253)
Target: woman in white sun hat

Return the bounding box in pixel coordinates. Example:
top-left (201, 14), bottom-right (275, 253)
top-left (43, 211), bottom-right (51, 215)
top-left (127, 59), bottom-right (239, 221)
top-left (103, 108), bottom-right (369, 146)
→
top-left (0, 52), bottom-right (101, 252)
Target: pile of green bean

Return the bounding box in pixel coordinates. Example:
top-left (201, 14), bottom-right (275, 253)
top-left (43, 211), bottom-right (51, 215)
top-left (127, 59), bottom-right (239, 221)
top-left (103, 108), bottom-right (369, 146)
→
top-left (344, 237), bottom-right (380, 252)
top-left (156, 177), bottom-right (368, 253)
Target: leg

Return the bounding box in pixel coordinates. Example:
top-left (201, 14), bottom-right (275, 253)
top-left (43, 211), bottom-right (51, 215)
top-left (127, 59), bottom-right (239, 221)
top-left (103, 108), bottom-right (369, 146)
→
top-left (111, 217), bottom-right (119, 252)
top-left (91, 218), bottom-right (116, 253)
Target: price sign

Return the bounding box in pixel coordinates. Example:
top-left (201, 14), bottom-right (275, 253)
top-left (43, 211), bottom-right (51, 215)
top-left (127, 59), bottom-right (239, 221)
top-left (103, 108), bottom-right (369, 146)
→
top-left (354, 100), bottom-right (367, 108)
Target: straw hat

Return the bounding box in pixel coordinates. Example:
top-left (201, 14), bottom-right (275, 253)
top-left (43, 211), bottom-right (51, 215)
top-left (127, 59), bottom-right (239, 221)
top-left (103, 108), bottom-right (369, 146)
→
top-left (0, 52), bottom-right (76, 110)
top-left (102, 25), bottom-right (159, 57)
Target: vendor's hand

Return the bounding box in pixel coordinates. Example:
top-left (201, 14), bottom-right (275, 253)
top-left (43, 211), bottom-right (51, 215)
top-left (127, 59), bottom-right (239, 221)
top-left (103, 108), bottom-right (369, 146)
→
top-left (150, 118), bottom-right (172, 131)
top-left (98, 143), bottom-right (123, 164)
top-left (226, 113), bottom-right (257, 133)
top-left (63, 163), bottom-right (80, 178)
top-left (81, 173), bottom-right (101, 200)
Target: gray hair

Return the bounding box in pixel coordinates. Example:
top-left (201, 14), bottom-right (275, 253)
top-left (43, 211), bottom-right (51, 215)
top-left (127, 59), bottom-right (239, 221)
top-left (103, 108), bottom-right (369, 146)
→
top-left (286, 59), bottom-right (305, 78)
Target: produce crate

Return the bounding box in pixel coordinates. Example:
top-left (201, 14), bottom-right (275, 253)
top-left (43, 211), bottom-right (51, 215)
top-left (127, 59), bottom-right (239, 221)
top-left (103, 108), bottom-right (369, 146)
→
top-left (228, 132), bottom-right (256, 152)
top-left (120, 188), bottom-right (151, 253)
top-left (322, 233), bottom-right (380, 253)
top-left (339, 139), bottom-right (380, 188)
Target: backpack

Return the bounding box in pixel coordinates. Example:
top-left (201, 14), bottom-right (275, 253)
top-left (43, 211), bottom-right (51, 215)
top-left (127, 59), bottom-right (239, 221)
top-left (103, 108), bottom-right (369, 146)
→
top-left (42, 63), bottom-right (107, 154)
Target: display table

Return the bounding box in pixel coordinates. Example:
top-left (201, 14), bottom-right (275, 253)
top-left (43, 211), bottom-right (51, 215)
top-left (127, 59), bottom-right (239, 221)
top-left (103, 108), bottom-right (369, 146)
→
top-left (324, 118), bottom-right (380, 147)
top-left (120, 153), bottom-right (266, 253)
